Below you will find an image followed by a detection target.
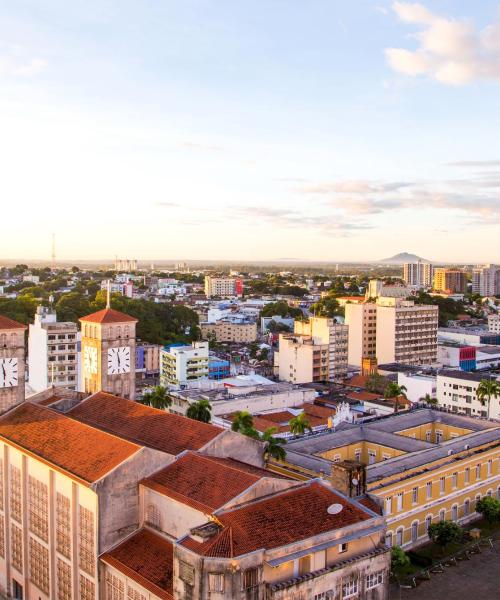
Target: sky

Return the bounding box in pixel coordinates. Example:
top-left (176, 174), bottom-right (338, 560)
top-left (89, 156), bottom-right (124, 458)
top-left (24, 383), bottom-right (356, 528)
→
top-left (1, 1), bottom-right (500, 263)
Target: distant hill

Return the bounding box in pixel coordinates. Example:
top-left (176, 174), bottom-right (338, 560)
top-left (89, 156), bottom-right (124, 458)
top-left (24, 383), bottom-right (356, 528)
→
top-left (377, 252), bottom-right (431, 264)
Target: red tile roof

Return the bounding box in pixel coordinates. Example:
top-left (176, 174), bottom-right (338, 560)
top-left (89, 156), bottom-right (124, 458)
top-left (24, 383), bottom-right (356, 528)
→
top-left (181, 481), bottom-right (371, 557)
top-left (359, 496), bottom-right (383, 515)
top-left (0, 403), bottom-right (140, 484)
top-left (101, 529), bottom-right (173, 600)
top-left (79, 308), bottom-right (138, 324)
top-left (347, 391), bottom-right (383, 402)
top-left (302, 403), bottom-right (336, 419)
top-left (142, 452), bottom-right (284, 513)
top-left (0, 315), bottom-right (27, 330)
top-left (68, 392), bottom-right (222, 456)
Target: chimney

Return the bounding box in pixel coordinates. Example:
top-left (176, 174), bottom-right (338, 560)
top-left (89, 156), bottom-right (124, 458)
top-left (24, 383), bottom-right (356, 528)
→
top-left (330, 460), bottom-right (367, 497)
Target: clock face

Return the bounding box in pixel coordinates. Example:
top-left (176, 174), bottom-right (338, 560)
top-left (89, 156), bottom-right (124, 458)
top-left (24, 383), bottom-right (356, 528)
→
top-left (107, 346), bottom-right (131, 375)
top-left (84, 346), bottom-right (98, 375)
top-left (0, 358), bottom-right (18, 388)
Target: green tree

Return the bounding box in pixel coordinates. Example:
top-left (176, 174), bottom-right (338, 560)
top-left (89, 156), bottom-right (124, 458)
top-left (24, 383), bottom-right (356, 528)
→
top-left (309, 296), bottom-right (342, 318)
top-left (384, 382), bottom-right (407, 413)
top-left (261, 427), bottom-right (287, 461)
top-left (260, 301), bottom-right (303, 319)
top-left (139, 386), bottom-right (172, 410)
top-left (186, 399), bottom-right (212, 423)
top-left (476, 379), bottom-right (500, 419)
top-left (231, 411), bottom-right (255, 433)
top-left (427, 521), bottom-right (463, 554)
top-left (54, 292), bottom-right (92, 322)
top-left (476, 496), bottom-right (500, 526)
top-left (422, 393), bottom-right (437, 406)
top-left (391, 546), bottom-right (411, 571)
top-left (289, 412), bottom-right (313, 436)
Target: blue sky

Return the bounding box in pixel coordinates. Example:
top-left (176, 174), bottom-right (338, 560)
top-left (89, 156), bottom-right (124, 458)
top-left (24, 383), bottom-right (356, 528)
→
top-left (1, 1), bottom-right (500, 262)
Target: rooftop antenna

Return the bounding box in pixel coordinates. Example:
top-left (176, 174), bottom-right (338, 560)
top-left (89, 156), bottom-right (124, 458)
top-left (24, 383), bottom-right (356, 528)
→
top-left (51, 233), bottom-right (56, 271)
top-left (106, 280), bottom-right (111, 309)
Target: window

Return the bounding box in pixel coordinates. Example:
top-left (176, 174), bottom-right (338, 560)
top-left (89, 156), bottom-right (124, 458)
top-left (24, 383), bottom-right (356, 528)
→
top-left (10, 466), bottom-right (22, 523)
top-left (78, 506), bottom-right (95, 576)
top-left (439, 477), bottom-right (446, 495)
top-left (412, 487), bottom-right (418, 504)
top-left (385, 532), bottom-right (393, 547)
top-left (425, 515), bottom-right (432, 532)
top-left (29, 537), bottom-right (49, 593)
top-left (366, 571), bottom-right (384, 589)
top-left (339, 542), bottom-right (348, 553)
top-left (57, 559), bottom-right (72, 600)
top-left (465, 467), bottom-right (470, 484)
top-left (464, 499), bottom-right (470, 516)
top-left (80, 575), bottom-right (95, 600)
top-left (411, 521), bottom-right (419, 542)
top-left (179, 561), bottom-right (195, 586)
top-left (28, 476), bottom-right (48, 541)
top-left (452, 472), bottom-right (458, 489)
top-left (396, 492), bottom-right (403, 511)
top-left (487, 460), bottom-right (492, 476)
top-left (106, 573), bottom-right (124, 600)
top-left (146, 504), bottom-right (161, 530)
top-left (396, 529), bottom-right (403, 546)
top-left (342, 577), bottom-right (358, 598)
top-left (354, 449), bottom-right (361, 462)
top-left (452, 505), bottom-right (458, 521)
top-left (298, 555), bottom-right (311, 575)
top-left (208, 573), bottom-right (224, 593)
top-left (127, 587), bottom-right (146, 600)
top-left (476, 464), bottom-right (481, 480)
top-left (426, 481), bottom-right (432, 499)
top-left (243, 567), bottom-right (259, 589)
top-left (439, 509), bottom-right (446, 522)
top-left (426, 430), bottom-right (432, 442)
top-left (56, 493), bottom-right (71, 558)
top-left (436, 430), bottom-right (443, 443)
top-left (368, 450), bottom-right (376, 464)
top-left (385, 496), bottom-right (392, 515)
top-left (11, 524), bottom-right (23, 573)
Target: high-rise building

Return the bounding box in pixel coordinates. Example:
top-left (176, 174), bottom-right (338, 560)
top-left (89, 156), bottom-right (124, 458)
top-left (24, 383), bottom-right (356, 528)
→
top-left (0, 315), bottom-right (26, 414)
top-left (160, 341), bottom-right (209, 388)
top-left (403, 261), bottom-right (433, 288)
top-left (274, 333), bottom-right (329, 383)
top-left (376, 297), bottom-right (438, 365)
top-left (204, 276), bottom-right (243, 298)
top-left (28, 306), bottom-right (80, 393)
top-left (80, 307), bottom-right (138, 399)
top-left (472, 264), bottom-right (500, 296)
top-left (345, 303), bottom-right (377, 367)
top-left (433, 268), bottom-right (467, 294)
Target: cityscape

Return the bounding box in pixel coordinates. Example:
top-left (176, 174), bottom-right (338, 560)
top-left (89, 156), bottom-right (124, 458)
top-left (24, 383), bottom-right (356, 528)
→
top-left (2, 2), bottom-right (500, 600)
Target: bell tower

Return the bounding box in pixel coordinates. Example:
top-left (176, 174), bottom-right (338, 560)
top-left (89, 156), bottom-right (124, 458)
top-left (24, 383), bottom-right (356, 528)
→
top-left (0, 316), bottom-right (27, 414)
top-left (80, 308), bottom-right (137, 400)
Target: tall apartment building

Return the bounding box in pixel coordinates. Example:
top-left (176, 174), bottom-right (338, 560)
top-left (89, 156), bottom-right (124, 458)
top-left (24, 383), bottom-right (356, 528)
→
top-left (160, 341), bottom-right (209, 388)
top-left (294, 316), bottom-right (349, 381)
top-left (433, 268), bottom-right (468, 294)
top-left (204, 276), bottom-right (243, 298)
top-left (376, 298), bottom-right (438, 365)
top-left (28, 306), bottom-right (80, 393)
top-left (345, 303), bottom-right (377, 367)
top-left (472, 264), bottom-right (500, 296)
top-left (403, 261), bottom-right (433, 288)
top-left (275, 334), bottom-right (329, 383)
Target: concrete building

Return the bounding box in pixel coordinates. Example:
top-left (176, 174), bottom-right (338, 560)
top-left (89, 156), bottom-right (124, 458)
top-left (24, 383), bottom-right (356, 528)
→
top-left (28, 306), bottom-right (80, 393)
top-left (438, 326), bottom-right (500, 346)
top-left (135, 342), bottom-right (162, 377)
top-left (365, 279), bottom-right (413, 300)
top-left (403, 262), bottom-right (433, 288)
top-left (433, 268), bottom-right (467, 294)
top-left (160, 341), bottom-right (209, 388)
top-left (204, 276), bottom-right (243, 298)
top-left (0, 315), bottom-right (26, 414)
top-left (488, 314), bottom-right (500, 333)
top-left (345, 302), bottom-right (377, 367)
top-left (275, 409), bottom-right (500, 552)
top-left (397, 371), bottom-right (437, 402)
top-left (376, 298), bottom-right (438, 365)
top-left (200, 319), bottom-right (257, 343)
top-left (472, 264), bottom-right (500, 296)
top-left (437, 370), bottom-right (500, 419)
top-left (274, 333), bottom-right (329, 384)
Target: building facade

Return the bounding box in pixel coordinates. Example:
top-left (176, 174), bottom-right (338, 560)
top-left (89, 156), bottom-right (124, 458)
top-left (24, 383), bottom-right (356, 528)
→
top-left (436, 370), bottom-right (500, 419)
top-left (345, 303), bottom-right (377, 367)
top-left (472, 264), bottom-right (500, 296)
top-left (403, 262), bottom-right (433, 288)
top-left (28, 306), bottom-right (80, 393)
top-left (200, 320), bottom-right (257, 343)
top-left (160, 341), bottom-right (209, 388)
top-left (0, 316), bottom-right (26, 415)
top-left (204, 276), bottom-right (243, 298)
top-left (433, 268), bottom-right (468, 294)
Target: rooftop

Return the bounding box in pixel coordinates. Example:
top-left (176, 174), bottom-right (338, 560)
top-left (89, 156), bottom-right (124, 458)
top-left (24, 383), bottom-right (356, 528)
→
top-left (67, 392), bottom-right (222, 456)
top-left (437, 370), bottom-right (499, 383)
top-left (0, 315), bottom-right (27, 330)
top-left (0, 402), bottom-right (140, 484)
top-left (79, 308), bottom-right (138, 324)
top-left (101, 529), bottom-right (173, 600)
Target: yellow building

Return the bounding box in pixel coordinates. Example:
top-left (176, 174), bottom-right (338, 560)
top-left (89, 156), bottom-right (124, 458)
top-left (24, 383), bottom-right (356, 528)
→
top-left (271, 409), bottom-right (500, 550)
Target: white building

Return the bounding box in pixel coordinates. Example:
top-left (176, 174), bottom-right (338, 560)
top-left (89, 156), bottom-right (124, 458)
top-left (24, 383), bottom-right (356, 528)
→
top-left (397, 372), bottom-right (437, 403)
top-left (365, 279), bottom-right (413, 300)
top-left (160, 341), bottom-right (209, 388)
top-left (488, 315), bottom-right (500, 333)
top-left (204, 276), bottom-right (243, 298)
top-left (376, 298), bottom-right (438, 365)
top-left (28, 306), bottom-right (80, 392)
top-left (345, 303), bottom-right (377, 367)
top-left (403, 262), bottom-right (433, 288)
top-left (437, 370), bottom-right (500, 419)
top-left (472, 264), bottom-right (500, 296)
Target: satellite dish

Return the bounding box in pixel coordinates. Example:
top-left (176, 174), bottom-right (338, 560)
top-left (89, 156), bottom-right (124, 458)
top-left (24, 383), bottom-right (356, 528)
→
top-left (327, 503), bottom-right (343, 515)
top-left (352, 478), bottom-right (359, 486)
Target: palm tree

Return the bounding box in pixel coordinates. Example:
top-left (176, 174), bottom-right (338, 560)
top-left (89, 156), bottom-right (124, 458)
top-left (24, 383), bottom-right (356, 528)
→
top-left (476, 379), bottom-right (500, 420)
top-left (384, 383), bottom-right (407, 413)
top-left (289, 412), bottom-right (313, 436)
top-left (186, 399), bottom-right (212, 423)
top-left (139, 386), bottom-right (172, 410)
top-left (231, 411), bottom-right (254, 433)
top-left (261, 427), bottom-right (287, 461)
top-left (422, 393), bottom-right (438, 406)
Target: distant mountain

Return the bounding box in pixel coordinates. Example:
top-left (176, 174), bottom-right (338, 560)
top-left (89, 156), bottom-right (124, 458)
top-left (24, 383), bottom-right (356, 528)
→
top-left (377, 252), bottom-right (431, 264)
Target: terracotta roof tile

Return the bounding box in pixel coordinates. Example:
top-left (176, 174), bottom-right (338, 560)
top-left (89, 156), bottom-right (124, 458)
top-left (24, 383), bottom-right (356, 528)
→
top-left (181, 481), bottom-right (371, 557)
top-left (0, 403), bottom-right (140, 484)
top-left (79, 308), bottom-right (138, 324)
top-left (68, 392), bottom-right (222, 456)
top-left (347, 391), bottom-right (383, 402)
top-left (101, 529), bottom-right (173, 600)
top-left (142, 452), bottom-right (284, 513)
top-left (302, 403), bottom-right (336, 419)
top-left (0, 315), bottom-right (27, 330)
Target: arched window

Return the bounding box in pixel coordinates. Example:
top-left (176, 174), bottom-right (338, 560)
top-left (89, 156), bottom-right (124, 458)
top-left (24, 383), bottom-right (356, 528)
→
top-left (385, 532), bottom-right (393, 548)
top-left (10, 333), bottom-right (17, 348)
top-left (116, 326), bottom-right (121, 339)
top-left (124, 325), bottom-right (129, 339)
top-left (487, 489), bottom-right (493, 498)
top-left (464, 498), bottom-right (470, 515)
top-left (396, 528), bottom-right (404, 547)
top-left (0, 333), bottom-right (6, 348)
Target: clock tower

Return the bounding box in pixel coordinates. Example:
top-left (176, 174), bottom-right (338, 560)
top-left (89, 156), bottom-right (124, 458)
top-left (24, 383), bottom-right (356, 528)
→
top-left (0, 315), bottom-right (27, 414)
top-left (80, 307), bottom-right (138, 400)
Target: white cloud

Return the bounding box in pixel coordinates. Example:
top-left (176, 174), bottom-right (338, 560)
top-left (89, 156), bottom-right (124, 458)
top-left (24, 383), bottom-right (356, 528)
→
top-left (0, 56), bottom-right (47, 77)
top-left (386, 2), bottom-right (500, 84)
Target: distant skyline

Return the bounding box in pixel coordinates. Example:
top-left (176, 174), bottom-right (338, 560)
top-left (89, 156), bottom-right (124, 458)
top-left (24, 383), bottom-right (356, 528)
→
top-left (2, 1), bottom-right (500, 262)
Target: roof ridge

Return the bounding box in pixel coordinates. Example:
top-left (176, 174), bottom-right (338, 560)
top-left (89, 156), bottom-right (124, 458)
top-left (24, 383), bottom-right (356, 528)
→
top-left (195, 453), bottom-right (263, 478)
